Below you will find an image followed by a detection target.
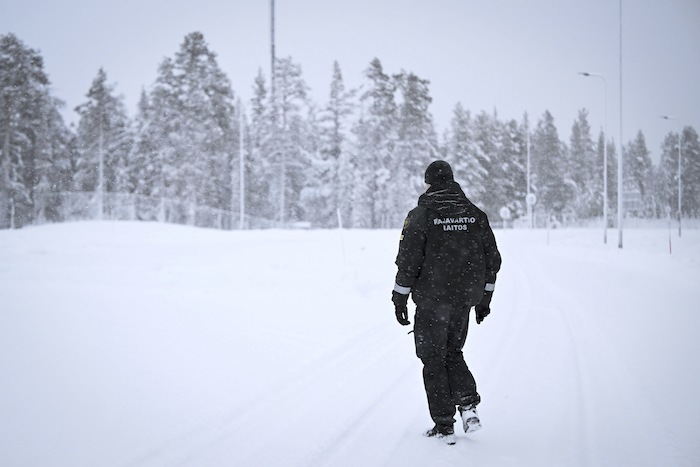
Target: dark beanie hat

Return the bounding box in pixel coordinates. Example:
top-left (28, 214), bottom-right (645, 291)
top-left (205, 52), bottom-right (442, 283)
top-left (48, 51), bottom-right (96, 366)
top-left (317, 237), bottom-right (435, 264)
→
top-left (424, 160), bottom-right (454, 185)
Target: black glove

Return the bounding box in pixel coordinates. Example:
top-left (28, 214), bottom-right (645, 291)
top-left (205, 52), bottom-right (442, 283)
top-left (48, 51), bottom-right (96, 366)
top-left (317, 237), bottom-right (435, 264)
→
top-left (392, 291), bottom-right (410, 326)
top-left (474, 290), bottom-right (493, 324)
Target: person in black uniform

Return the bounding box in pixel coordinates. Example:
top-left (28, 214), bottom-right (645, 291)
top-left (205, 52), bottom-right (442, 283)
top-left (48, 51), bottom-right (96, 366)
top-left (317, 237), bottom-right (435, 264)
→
top-left (392, 160), bottom-right (502, 445)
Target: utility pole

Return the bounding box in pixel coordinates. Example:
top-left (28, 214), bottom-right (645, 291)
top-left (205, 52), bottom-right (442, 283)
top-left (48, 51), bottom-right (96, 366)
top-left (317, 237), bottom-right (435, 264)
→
top-left (270, 0), bottom-right (285, 226)
top-left (239, 104), bottom-right (245, 230)
top-left (578, 72), bottom-right (608, 244)
top-left (270, 0), bottom-right (276, 104)
top-left (617, 0), bottom-right (624, 249)
top-left (661, 115), bottom-right (682, 237)
top-left (526, 128), bottom-right (532, 228)
top-left (97, 104), bottom-right (104, 221)
top-left (233, 100), bottom-right (246, 230)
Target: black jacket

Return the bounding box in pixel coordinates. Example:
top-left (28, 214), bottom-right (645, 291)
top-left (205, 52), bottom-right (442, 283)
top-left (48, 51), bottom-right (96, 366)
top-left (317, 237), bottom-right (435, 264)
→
top-left (394, 181), bottom-right (502, 306)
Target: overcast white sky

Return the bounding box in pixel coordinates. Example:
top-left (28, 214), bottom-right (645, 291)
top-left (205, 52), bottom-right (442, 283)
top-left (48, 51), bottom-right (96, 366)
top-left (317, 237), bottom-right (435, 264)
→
top-left (2, 0), bottom-right (699, 163)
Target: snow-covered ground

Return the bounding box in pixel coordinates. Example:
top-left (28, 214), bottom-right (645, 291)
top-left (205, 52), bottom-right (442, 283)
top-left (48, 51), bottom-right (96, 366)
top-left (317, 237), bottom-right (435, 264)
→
top-left (1, 221), bottom-right (699, 467)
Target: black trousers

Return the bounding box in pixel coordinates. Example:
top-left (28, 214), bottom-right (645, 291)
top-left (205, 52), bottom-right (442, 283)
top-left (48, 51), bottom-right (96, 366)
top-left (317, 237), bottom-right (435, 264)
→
top-left (414, 300), bottom-right (480, 426)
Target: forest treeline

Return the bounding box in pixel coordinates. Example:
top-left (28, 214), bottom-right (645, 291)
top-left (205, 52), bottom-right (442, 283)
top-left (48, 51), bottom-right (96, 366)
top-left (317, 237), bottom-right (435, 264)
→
top-left (1, 31), bottom-right (698, 229)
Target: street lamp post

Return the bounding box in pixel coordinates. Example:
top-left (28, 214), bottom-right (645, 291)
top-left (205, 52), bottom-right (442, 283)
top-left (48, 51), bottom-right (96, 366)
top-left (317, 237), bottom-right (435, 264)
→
top-left (239, 102), bottom-right (246, 230)
top-left (617, 0), bottom-right (624, 249)
top-left (661, 115), bottom-right (682, 237)
top-left (579, 72), bottom-right (608, 244)
top-left (526, 129), bottom-right (533, 228)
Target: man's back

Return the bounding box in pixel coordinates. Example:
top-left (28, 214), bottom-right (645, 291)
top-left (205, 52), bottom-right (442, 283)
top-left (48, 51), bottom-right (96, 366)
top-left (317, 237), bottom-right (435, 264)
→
top-left (395, 180), bottom-right (500, 306)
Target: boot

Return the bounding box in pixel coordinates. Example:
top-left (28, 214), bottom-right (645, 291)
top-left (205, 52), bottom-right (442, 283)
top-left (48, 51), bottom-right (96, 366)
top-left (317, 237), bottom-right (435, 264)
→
top-left (458, 404), bottom-right (482, 433)
top-left (424, 424), bottom-right (456, 445)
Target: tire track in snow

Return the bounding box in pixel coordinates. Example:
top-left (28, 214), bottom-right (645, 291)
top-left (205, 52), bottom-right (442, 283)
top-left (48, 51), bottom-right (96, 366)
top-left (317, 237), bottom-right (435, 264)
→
top-left (293, 356), bottom-right (417, 467)
top-left (480, 234), bottom-right (689, 466)
top-left (234, 324), bottom-right (416, 467)
top-left (475, 244), bottom-right (536, 386)
top-left (123, 323), bottom-right (412, 466)
top-left (521, 247), bottom-right (683, 466)
top-left (478, 243), bottom-right (592, 466)
top-left (520, 248), bottom-right (592, 466)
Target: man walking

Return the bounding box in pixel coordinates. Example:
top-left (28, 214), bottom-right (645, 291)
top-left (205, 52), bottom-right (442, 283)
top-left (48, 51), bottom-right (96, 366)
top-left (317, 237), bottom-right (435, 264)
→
top-left (392, 160), bottom-right (502, 445)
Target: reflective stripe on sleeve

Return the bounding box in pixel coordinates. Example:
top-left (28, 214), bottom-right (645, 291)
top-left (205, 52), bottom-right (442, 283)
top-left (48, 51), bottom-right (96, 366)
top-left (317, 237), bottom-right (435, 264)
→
top-left (484, 283), bottom-right (495, 292)
top-left (393, 283), bottom-right (411, 294)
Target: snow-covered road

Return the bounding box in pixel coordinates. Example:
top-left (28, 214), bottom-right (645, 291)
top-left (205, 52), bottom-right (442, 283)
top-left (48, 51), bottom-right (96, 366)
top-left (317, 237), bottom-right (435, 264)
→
top-left (1, 222), bottom-right (698, 466)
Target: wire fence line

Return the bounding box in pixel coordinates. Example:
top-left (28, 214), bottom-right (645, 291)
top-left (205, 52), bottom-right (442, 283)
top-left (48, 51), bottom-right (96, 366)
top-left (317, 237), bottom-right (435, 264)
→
top-left (30, 191), bottom-right (277, 230)
top-left (9, 191), bottom-right (700, 231)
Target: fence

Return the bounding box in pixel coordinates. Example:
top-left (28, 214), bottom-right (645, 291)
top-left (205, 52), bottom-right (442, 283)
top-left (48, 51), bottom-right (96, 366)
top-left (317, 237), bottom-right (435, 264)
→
top-left (12, 191), bottom-right (700, 231)
top-left (32, 191), bottom-right (277, 230)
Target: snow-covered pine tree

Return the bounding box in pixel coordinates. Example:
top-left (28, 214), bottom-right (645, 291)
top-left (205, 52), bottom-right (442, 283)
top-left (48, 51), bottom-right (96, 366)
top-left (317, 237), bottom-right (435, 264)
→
top-left (446, 103), bottom-right (485, 200)
top-left (593, 131), bottom-right (610, 221)
top-left (471, 111), bottom-right (498, 215)
top-left (392, 70), bottom-right (437, 225)
top-left (0, 33), bottom-right (69, 228)
top-left (145, 58), bottom-right (180, 222)
top-left (232, 98), bottom-right (246, 229)
top-left (352, 58), bottom-right (397, 228)
top-left (623, 130), bottom-right (653, 216)
top-left (349, 117), bottom-right (373, 228)
top-left (495, 117), bottom-right (527, 221)
top-left (127, 90), bottom-right (166, 220)
top-left (680, 127), bottom-right (700, 217)
top-left (32, 98), bottom-right (75, 224)
top-left (657, 131), bottom-right (681, 218)
top-left (74, 68), bottom-right (132, 219)
top-left (531, 110), bottom-right (570, 222)
top-left (568, 109), bottom-right (599, 219)
top-left (270, 56), bottom-right (313, 225)
top-left (302, 61), bottom-right (355, 228)
top-left (657, 126), bottom-right (700, 218)
top-left (605, 138), bottom-right (618, 219)
top-left (332, 65), bottom-right (358, 230)
top-left (147, 32), bottom-right (236, 226)
top-left (245, 69), bottom-right (276, 225)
